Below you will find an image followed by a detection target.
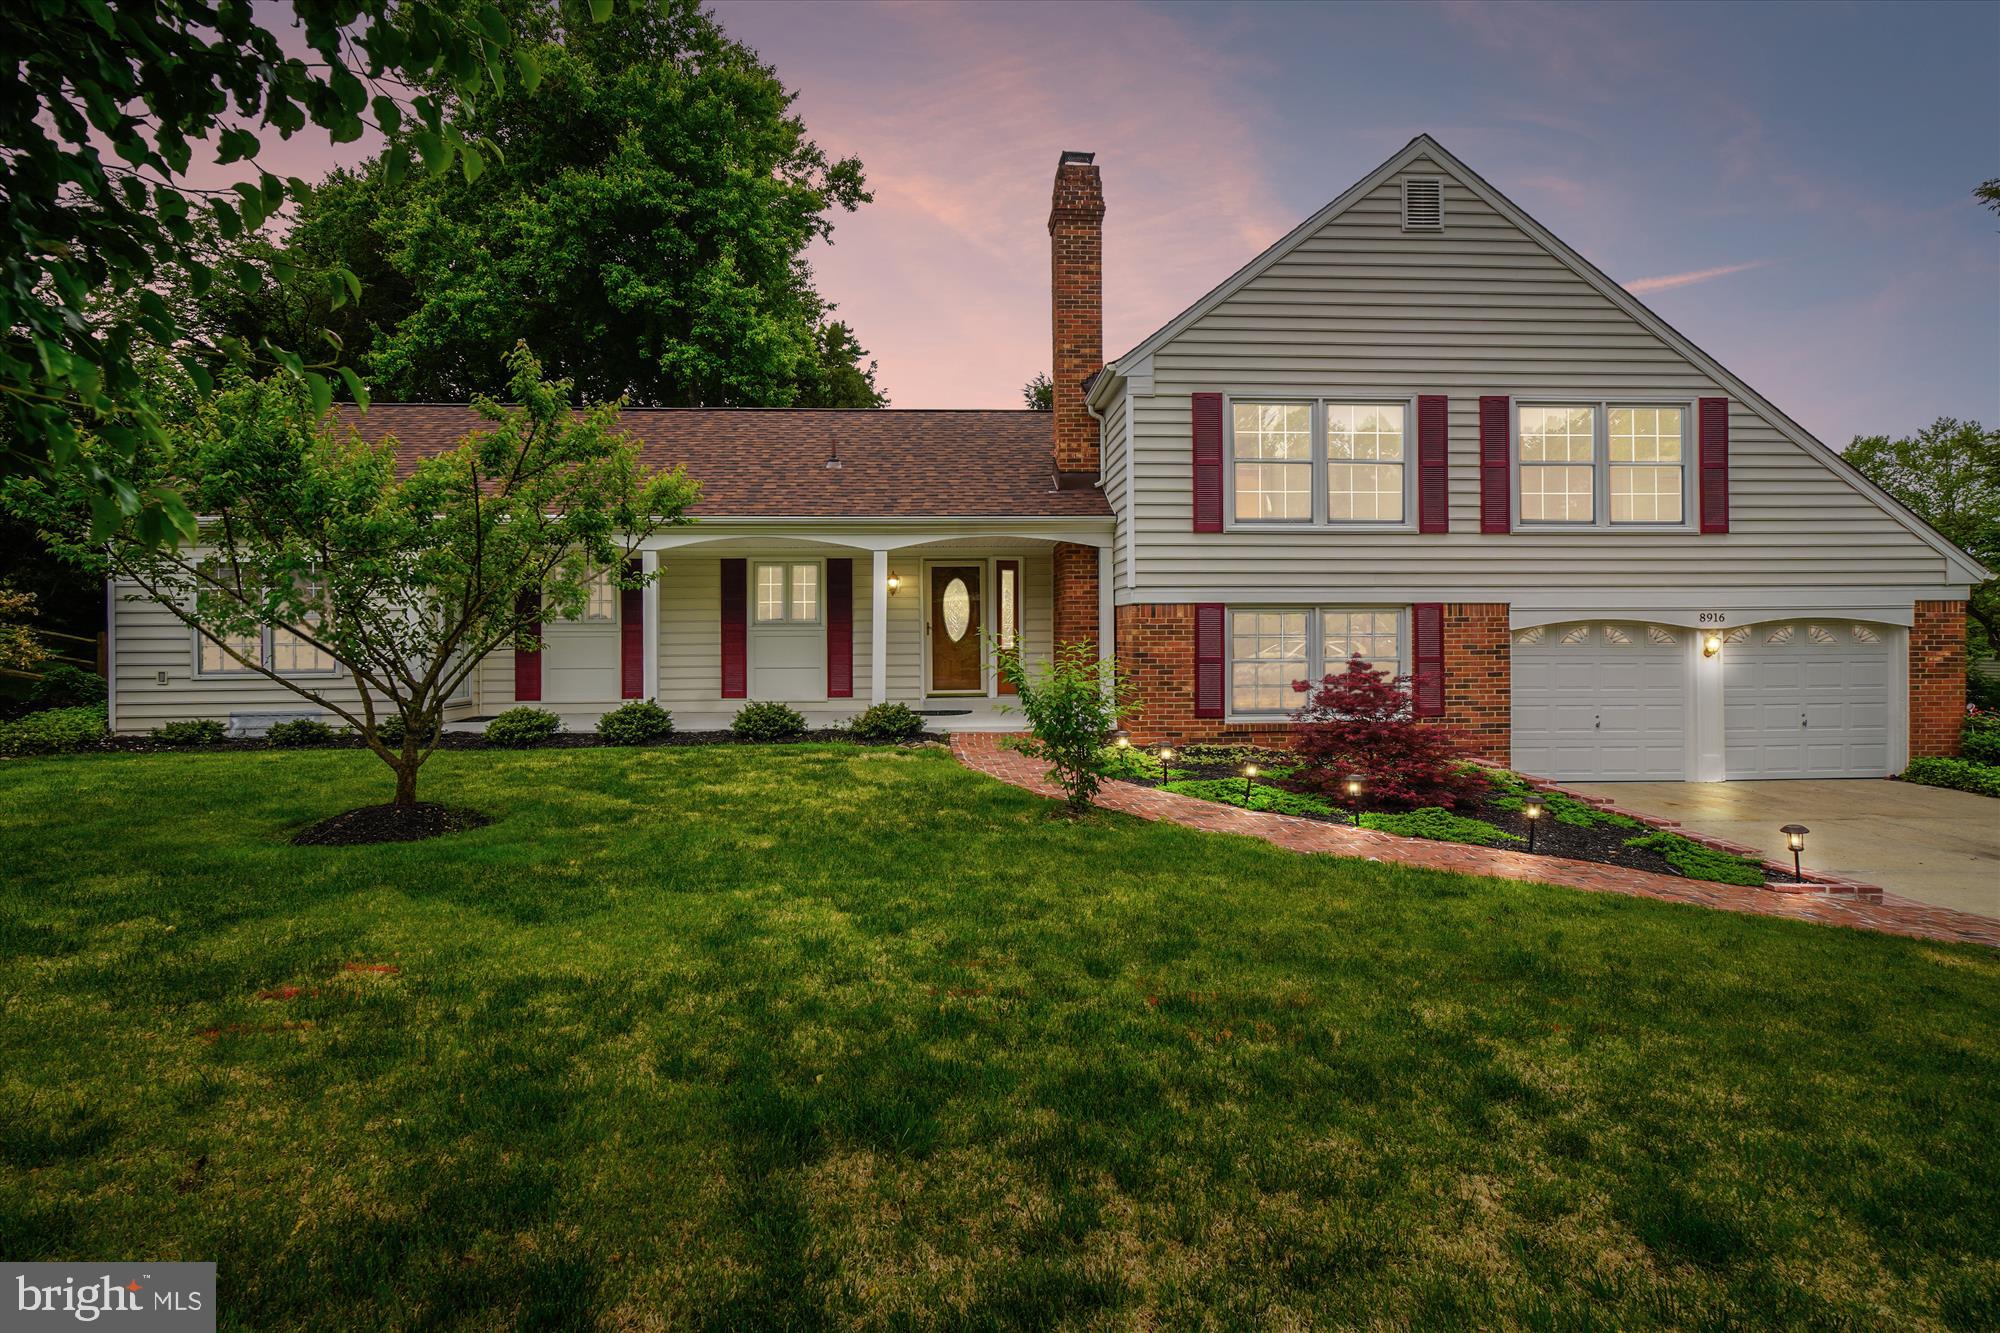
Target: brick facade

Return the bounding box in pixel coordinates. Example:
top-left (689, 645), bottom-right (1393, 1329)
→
top-left (1051, 542), bottom-right (1099, 654)
top-left (1909, 599), bottom-right (1967, 759)
top-left (1112, 601), bottom-right (1513, 756)
top-left (1048, 153), bottom-right (1104, 476)
top-left (1438, 603), bottom-right (1510, 762)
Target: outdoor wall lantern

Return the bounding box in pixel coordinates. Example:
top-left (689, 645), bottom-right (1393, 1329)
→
top-left (1702, 632), bottom-right (1723, 658)
top-left (1242, 763), bottom-right (1259, 805)
top-left (885, 573), bottom-right (902, 595)
top-left (1157, 746), bottom-right (1175, 784)
top-left (1781, 824), bottom-right (1809, 882)
top-left (1522, 792), bottom-right (1546, 853)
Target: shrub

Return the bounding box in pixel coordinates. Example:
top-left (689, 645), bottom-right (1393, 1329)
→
top-left (1623, 831), bottom-right (1768, 886)
top-left (1360, 806), bottom-right (1524, 846)
top-left (1961, 711), bottom-right (2000, 766)
top-left (848, 702), bottom-right (925, 744)
top-left (1903, 755), bottom-right (2000, 798)
top-left (0, 704), bottom-right (108, 756)
top-left (1969, 672), bottom-right (2000, 713)
top-left (484, 707), bottom-right (563, 747)
top-left (28, 664), bottom-right (106, 709)
top-left (596, 700), bottom-right (674, 745)
top-left (1099, 742), bottom-right (1173, 783)
top-left (266, 718), bottom-right (336, 747)
top-left (1163, 777), bottom-right (1337, 817)
top-left (731, 701), bottom-right (807, 742)
top-left (1484, 769), bottom-right (1642, 830)
top-left (997, 641), bottom-right (1139, 816)
top-left (152, 718), bottom-right (226, 746)
top-left (1178, 742), bottom-right (1292, 771)
top-left (374, 713), bottom-right (441, 748)
top-left (1290, 657), bottom-right (1480, 811)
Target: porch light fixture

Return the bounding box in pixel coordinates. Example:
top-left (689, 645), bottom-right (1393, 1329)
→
top-left (1157, 746), bottom-right (1175, 784)
top-left (1702, 633), bottom-right (1723, 658)
top-left (1781, 824), bottom-right (1809, 882)
top-left (1522, 792), bottom-right (1545, 853)
top-left (1242, 763), bottom-right (1259, 806)
top-left (885, 573), bottom-right (902, 595)
top-left (1343, 772), bottom-right (1365, 824)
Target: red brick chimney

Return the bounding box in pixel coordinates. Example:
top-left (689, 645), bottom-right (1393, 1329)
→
top-left (1049, 150), bottom-right (1104, 479)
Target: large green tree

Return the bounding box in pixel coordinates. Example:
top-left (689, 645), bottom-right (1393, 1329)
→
top-left (1, 0), bottom-right (537, 543)
top-left (8, 344), bottom-right (699, 807)
top-left (1846, 417), bottom-right (2000, 657)
top-left (214, 0), bottom-right (885, 408)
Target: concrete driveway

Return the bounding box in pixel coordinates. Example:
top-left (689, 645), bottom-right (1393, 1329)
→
top-left (1567, 779), bottom-right (2000, 919)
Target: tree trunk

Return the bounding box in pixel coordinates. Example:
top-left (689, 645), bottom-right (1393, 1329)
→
top-left (392, 759), bottom-right (419, 806)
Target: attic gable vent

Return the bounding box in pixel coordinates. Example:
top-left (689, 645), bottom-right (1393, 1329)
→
top-left (1402, 177), bottom-right (1443, 231)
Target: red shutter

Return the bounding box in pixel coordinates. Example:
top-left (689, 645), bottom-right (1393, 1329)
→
top-left (1191, 392), bottom-right (1223, 533)
top-left (1193, 602), bottom-right (1225, 719)
top-left (1411, 602), bottom-right (1445, 717)
top-left (1478, 396), bottom-right (1511, 533)
top-left (513, 588), bottom-right (542, 702)
top-left (720, 558), bottom-right (747, 699)
top-left (619, 557), bottom-right (644, 699)
top-left (826, 558), bottom-right (853, 698)
top-left (1417, 394), bottom-right (1449, 533)
top-left (1699, 397), bottom-right (1729, 533)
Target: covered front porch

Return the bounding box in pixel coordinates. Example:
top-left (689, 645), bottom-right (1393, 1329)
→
top-left (460, 518), bottom-right (1111, 733)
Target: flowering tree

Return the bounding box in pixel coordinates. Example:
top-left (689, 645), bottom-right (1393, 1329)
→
top-left (1290, 656), bottom-right (1479, 810)
top-left (9, 344), bottom-right (699, 809)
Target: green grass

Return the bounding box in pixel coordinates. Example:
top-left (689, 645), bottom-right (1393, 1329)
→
top-left (2, 746), bottom-right (1997, 1330)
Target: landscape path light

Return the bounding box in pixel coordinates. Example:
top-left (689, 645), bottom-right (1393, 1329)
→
top-left (1343, 773), bottom-right (1365, 825)
top-left (1523, 792), bottom-right (1546, 853)
top-left (1242, 763), bottom-right (1259, 807)
top-left (1157, 746), bottom-right (1175, 785)
top-left (1781, 824), bottom-right (1809, 883)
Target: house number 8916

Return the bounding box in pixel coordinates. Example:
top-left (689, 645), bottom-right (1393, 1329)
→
top-left (1699, 612), bottom-right (1728, 624)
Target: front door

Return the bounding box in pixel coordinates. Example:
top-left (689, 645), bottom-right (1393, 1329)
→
top-left (928, 564), bottom-right (984, 693)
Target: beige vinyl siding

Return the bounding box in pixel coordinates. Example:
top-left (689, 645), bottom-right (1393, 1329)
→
top-left (1125, 156), bottom-right (1953, 596)
top-left (1095, 391), bottom-right (1131, 591)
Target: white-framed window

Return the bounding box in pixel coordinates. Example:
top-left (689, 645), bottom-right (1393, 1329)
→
top-left (553, 568), bottom-right (619, 624)
top-left (193, 563), bottom-right (336, 676)
top-left (1517, 401), bottom-right (1689, 528)
top-left (1228, 398), bottom-right (1412, 528)
top-left (1229, 606), bottom-right (1406, 717)
top-left (753, 561), bottom-right (820, 624)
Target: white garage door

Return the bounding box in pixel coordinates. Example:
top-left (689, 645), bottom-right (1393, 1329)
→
top-left (1511, 622), bottom-right (1688, 781)
top-left (1723, 622), bottom-right (1891, 779)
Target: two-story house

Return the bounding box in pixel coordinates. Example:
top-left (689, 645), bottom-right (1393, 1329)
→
top-left (105, 136), bottom-right (1982, 782)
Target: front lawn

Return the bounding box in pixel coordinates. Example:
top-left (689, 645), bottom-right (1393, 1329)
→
top-left (3, 746), bottom-right (1996, 1329)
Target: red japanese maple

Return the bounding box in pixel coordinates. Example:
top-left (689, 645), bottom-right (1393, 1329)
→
top-left (1290, 656), bottom-right (1479, 810)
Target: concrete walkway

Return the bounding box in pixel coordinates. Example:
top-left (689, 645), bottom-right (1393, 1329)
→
top-left (1569, 779), bottom-right (2000, 919)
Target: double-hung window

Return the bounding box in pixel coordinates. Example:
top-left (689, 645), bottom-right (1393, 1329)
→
top-left (194, 562), bottom-right (335, 676)
top-left (1231, 399), bottom-right (1409, 526)
top-left (1228, 607), bottom-right (1405, 717)
top-left (1518, 402), bottom-right (1686, 526)
top-left (555, 568), bottom-right (619, 624)
top-left (754, 562), bottom-right (819, 624)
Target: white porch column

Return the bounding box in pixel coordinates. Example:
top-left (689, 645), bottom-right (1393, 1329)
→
top-left (641, 550), bottom-right (661, 701)
top-left (871, 548), bottom-right (888, 704)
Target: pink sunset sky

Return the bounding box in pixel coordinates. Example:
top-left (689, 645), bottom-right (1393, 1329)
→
top-left (214, 0), bottom-right (1999, 444)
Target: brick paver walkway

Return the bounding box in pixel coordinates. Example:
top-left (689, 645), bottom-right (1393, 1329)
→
top-left (951, 733), bottom-right (2000, 948)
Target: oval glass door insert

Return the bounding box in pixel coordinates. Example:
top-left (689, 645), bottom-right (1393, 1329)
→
top-left (942, 578), bottom-right (971, 641)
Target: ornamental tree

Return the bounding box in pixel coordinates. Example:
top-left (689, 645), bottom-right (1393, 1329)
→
top-left (7, 343), bottom-right (699, 808)
top-left (3, 0), bottom-right (539, 541)
top-left (1290, 656), bottom-right (1479, 811)
top-left (997, 641), bottom-right (1139, 817)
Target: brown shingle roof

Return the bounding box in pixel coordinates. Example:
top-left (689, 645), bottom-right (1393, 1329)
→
top-left (338, 405), bottom-right (1108, 519)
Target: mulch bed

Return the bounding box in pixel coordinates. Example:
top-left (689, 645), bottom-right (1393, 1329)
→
top-left (97, 728), bottom-right (943, 755)
top-left (1118, 747), bottom-right (1709, 881)
top-left (292, 802), bottom-right (492, 847)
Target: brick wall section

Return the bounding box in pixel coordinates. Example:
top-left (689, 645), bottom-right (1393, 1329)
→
top-left (1910, 599), bottom-right (1967, 758)
top-left (1114, 603), bottom-right (1295, 746)
top-left (1049, 154), bottom-right (1105, 476)
top-left (1438, 603), bottom-right (1511, 762)
top-left (1051, 542), bottom-right (1099, 654)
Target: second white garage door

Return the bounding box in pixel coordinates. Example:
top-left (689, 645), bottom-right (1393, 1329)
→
top-left (1512, 621), bottom-right (1688, 781)
top-left (1723, 621), bottom-right (1892, 779)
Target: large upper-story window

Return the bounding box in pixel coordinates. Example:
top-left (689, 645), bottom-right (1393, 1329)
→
top-left (1229, 606), bottom-right (1405, 717)
top-left (1518, 402), bottom-right (1686, 527)
top-left (1231, 400), bottom-right (1408, 526)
